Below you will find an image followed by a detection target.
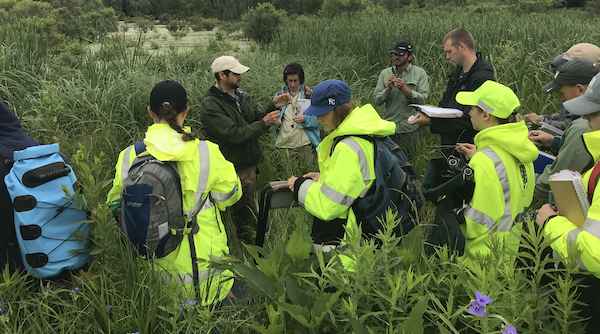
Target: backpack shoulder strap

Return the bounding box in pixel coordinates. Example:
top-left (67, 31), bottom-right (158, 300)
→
top-left (134, 141), bottom-right (147, 156)
top-left (587, 161), bottom-right (600, 201)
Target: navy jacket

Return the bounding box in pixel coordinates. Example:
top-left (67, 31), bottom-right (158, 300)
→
top-left (433, 53), bottom-right (495, 154)
top-left (0, 101), bottom-right (38, 271)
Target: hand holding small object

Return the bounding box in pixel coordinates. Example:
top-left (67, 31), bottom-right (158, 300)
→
top-left (525, 113), bottom-right (540, 121)
top-left (407, 111), bottom-right (430, 126)
top-left (273, 93), bottom-right (291, 108)
top-left (408, 113), bottom-right (420, 123)
top-left (456, 143), bottom-right (477, 161)
top-left (536, 204), bottom-right (558, 227)
top-left (264, 110), bottom-right (282, 126)
top-left (528, 130), bottom-right (554, 148)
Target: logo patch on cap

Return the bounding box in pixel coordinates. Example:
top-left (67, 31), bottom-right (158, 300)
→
top-left (328, 98), bottom-right (336, 106)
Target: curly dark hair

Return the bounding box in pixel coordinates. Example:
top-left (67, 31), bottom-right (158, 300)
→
top-left (283, 63), bottom-right (305, 84)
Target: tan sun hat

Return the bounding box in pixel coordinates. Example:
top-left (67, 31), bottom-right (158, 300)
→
top-left (211, 56), bottom-right (250, 74)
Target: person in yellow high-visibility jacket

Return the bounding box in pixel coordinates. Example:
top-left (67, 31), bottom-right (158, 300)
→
top-left (287, 80), bottom-right (396, 270)
top-left (537, 71), bottom-right (600, 333)
top-left (455, 81), bottom-right (537, 261)
top-left (107, 81), bottom-right (242, 305)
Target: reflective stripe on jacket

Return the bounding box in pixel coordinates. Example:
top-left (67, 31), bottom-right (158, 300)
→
top-left (545, 130), bottom-right (600, 278)
top-left (107, 124), bottom-right (242, 304)
top-left (461, 121), bottom-right (537, 260)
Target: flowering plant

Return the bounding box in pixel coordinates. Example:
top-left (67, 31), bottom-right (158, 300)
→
top-left (468, 291), bottom-right (518, 334)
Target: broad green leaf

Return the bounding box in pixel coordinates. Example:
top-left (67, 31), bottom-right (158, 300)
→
top-left (79, 161), bottom-right (90, 174)
top-left (232, 263), bottom-right (276, 299)
top-left (313, 290), bottom-right (342, 322)
top-left (286, 225), bottom-right (312, 265)
top-left (277, 302), bottom-right (311, 328)
top-left (397, 296), bottom-right (428, 334)
top-left (285, 276), bottom-right (311, 308)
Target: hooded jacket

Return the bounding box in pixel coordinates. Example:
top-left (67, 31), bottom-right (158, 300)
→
top-left (535, 118), bottom-right (593, 199)
top-left (200, 86), bottom-right (276, 169)
top-left (0, 101), bottom-right (39, 272)
top-left (107, 124), bottom-right (242, 304)
top-left (544, 130), bottom-right (600, 278)
top-left (294, 104), bottom-right (395, 242)
top-left (461, 121), bottom-right (537, 260)
top-left (433, 53), bottom-right (495, 149)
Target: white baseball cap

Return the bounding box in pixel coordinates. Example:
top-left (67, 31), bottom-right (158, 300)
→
top-left (211, 56), bottom-right (250, 74)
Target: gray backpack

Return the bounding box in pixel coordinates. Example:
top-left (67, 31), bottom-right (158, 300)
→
top-left (118, 141), bottom-right (188, 258)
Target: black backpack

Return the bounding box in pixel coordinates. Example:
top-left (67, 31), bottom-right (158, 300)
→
top-left (331, 135), bottom-right (424, 237)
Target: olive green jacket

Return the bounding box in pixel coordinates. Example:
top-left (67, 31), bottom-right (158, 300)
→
top-left (200, 86), bottom-right (276, 169)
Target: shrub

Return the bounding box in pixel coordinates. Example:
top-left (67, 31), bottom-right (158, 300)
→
top-left (166, 19), bottom-right (188, 33)
top-left (158, 13), bottom-right (172, 25)
top-left (134, 16), bottom-right (154, 33)
top-left (242, 2), bottom-right (286, 47)
top-left (587, 0), bottom-right (600, 13)
top-left (218, 20), bottom-right (241, 34)
top-left (319, 0), bottom-right (371, 16)
top-left (149, 41), bottom-right (160, 49)
top-left (190, 16), bottom-right (219, 31)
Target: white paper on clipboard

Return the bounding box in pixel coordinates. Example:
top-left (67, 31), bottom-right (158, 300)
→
top-left (410, 104), bottom-right (464, 118)
top-left (296, 99), bottom-right (311, 129)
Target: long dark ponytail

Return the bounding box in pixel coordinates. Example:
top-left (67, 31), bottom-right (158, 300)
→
top-left (150, 81), bottom-right (200, 142)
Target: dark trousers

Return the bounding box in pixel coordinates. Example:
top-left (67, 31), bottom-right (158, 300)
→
top-left (575, 273), bottom-right (600, 333)
top-left (230, 166), bottom-right (257, 243)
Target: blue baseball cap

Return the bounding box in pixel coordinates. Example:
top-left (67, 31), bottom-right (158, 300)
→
top-left (304, 80), bottom-right (352, 116)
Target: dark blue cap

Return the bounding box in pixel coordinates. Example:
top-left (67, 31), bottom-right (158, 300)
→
top-left (304, 80), bottom-right (352, 116)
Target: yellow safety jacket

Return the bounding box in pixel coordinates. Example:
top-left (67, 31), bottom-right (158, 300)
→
top-left (296, 104), bottom-right (395, 259)
top-left (107, 124), bottom-right (242, 304)
top-left (461, 121), bottom-right (537, 260)
top-left (545, 130), bottom-right (600, 278)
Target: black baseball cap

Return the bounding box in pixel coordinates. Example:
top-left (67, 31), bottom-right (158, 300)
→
top-left (150, 81), bottom-right (188, 112)
top-left (390, 41), bottom-right (412, 56)
top-left (541, 58), bottom-right (599, 94)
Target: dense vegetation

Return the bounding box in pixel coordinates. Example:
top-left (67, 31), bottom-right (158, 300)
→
top-left (1, 5), bottom-right (600, 334)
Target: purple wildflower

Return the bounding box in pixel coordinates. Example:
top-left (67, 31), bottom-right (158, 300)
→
top-left (103, 304), bottom-right (112, 312)
top-left (502, 324), bottom-right (517, 334)
top-left (179, 299), bottom-right (197, 311)
top-left (468, 300), bottom-right (485, 317)
top-left (70, 287), bottom-right (80, 295)
top-left (475, 291), bottom-right (494, 307)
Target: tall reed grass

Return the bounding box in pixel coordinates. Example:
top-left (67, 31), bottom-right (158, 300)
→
top-left (0, 9), bottom-right (596, 333)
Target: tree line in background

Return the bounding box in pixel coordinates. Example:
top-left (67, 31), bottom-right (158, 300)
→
top-left (0, 0), bottom-right (600, 58)
top-left (101, 0), bottom-right (593, 21)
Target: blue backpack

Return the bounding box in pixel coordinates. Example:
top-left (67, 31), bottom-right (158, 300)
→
top-left (3, 143), bottom-right (90, 279)
top-left (331, 135), bottom-right (424, 237)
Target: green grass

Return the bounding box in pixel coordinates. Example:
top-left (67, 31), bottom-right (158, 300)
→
top-left (0, 8), bottom-right (596, 333)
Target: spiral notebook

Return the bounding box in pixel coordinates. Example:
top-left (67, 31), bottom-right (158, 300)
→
top-left (549, 170), bottom-right (590, 228)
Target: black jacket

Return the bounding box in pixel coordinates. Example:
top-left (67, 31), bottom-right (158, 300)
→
top-left (433, 53), bottom-right (495, 154)
top-left (200, 86), bottom-right (276, 169)
top-left (0, 100), bottom-right (39, 272)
